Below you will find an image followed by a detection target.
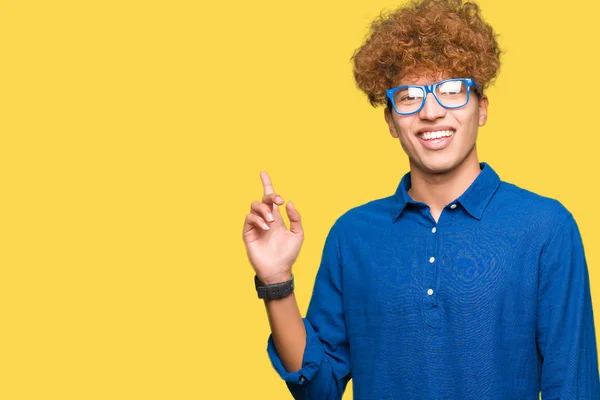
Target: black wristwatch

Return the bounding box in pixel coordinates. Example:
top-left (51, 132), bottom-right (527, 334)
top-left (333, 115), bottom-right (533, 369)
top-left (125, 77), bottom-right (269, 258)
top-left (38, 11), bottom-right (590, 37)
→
top-left (255, 275), bottom-right (294, 300)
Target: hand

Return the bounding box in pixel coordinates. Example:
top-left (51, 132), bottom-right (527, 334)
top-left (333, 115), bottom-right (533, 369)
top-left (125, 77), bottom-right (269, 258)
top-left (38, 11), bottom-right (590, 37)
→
top-left (242, 171), bottom-right (304, 284)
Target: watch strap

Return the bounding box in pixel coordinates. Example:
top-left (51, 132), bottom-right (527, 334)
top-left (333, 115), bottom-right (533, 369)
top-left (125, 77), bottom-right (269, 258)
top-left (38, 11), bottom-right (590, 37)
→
top-left (255, 275), bottom-right (294, 300)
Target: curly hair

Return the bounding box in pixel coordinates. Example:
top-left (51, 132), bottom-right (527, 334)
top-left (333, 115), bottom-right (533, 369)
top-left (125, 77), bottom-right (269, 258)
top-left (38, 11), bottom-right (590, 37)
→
top-left (352, 0), bottom-right (502, 107)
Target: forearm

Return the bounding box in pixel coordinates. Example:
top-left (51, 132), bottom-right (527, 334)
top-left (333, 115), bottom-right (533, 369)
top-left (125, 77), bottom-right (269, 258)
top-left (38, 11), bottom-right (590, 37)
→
top-left (261, 225), bottom-right (351, 399)
top-left (264, 292), bottom-right (306, 373)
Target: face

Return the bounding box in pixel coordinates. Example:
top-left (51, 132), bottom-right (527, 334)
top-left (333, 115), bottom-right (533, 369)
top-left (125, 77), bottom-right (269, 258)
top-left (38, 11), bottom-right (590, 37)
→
top-left (384, 74), bottom-right (489, 176)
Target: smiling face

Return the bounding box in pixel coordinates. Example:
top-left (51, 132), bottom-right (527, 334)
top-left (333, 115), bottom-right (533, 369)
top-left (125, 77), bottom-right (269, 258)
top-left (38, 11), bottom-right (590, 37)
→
top-left (384, 74), bottom-right (489, 176)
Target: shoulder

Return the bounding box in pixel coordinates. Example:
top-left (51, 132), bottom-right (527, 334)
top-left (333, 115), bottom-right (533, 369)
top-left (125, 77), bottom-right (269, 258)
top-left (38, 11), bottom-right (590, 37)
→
top-left (496, 180), bottom-right (570, 216)
top-left (328, 195), bottom-right (396, 236)
top-left (491, 179), bottom-right (574, 238)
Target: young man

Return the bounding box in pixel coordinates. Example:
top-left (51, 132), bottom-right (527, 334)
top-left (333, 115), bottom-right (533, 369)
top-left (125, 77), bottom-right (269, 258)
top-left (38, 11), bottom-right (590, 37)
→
top-left (242, 0), bottom-right (600, 398)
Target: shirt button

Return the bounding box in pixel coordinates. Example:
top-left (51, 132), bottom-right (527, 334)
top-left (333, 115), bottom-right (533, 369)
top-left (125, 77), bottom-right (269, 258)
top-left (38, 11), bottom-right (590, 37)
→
top-left (431, 227), bottom-right (437, 233)
top-left (429, 256), bottom-right (435, 263)
top-left (427, 288), bottom-right (434, 295)
top-left (450, 204), bottom-right (457, 209)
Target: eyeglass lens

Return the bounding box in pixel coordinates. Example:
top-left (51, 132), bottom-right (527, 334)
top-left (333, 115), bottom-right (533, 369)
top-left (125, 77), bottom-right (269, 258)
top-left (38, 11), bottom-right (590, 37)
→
top-left (393, 80), bottom-right (469, 114)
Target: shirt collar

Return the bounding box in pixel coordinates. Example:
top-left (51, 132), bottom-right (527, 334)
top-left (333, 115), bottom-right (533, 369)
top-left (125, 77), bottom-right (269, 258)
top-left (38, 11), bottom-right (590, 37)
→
top-left (391, 162), bottom-right (501, 221)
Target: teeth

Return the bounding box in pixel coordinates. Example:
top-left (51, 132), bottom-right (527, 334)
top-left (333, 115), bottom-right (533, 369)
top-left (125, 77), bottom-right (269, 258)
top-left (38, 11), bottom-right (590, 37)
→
top-left (420, 130), bottom-right (454, 140)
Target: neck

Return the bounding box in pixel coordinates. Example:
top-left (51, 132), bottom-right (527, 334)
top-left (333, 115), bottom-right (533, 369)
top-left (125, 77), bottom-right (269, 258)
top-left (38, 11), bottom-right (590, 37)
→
top-left (407, 152), bottom-right (481, 212)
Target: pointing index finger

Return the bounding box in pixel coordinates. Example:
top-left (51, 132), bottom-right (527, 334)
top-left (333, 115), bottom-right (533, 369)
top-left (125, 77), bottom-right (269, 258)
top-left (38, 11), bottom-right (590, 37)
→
top-left (260, 171), bottom-right (274, 195)
top-left (260, 171), bottom-right (278, 212)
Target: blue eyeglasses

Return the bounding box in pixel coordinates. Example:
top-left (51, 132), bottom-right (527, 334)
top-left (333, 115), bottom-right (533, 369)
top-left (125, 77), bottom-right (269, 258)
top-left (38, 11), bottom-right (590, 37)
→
top-left (386, 78), bottom-right (479, 115)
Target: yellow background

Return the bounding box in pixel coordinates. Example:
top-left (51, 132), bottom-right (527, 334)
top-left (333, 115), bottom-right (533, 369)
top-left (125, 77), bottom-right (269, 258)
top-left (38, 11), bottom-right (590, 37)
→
top-left (1, 0), bottom-right (598, 398)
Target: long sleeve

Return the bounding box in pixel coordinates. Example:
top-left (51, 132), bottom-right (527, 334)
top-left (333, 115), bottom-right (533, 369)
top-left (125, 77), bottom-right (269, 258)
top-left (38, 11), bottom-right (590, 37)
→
top-left (267, 223), bottom-right (352, 399)
top-left (537, 213), bottom-right (600, 399)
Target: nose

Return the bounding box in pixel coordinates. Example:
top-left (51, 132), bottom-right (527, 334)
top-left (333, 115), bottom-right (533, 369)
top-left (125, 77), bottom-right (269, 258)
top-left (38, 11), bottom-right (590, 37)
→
top-left (418, 92), bottom-right (446, 120)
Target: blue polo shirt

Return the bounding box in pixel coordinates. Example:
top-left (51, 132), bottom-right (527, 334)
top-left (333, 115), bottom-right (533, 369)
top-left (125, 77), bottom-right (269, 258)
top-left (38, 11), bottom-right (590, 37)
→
top-left (267, 162), bottom-right (599, 399)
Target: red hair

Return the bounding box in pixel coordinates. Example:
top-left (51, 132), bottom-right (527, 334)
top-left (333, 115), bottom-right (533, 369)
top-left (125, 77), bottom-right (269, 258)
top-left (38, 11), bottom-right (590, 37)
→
top-left (352, 0), bottom-right (502, 106)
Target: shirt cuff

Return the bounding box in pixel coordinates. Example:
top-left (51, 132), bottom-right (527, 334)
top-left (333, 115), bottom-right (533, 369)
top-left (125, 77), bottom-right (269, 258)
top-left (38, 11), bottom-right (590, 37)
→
top-left (266, 318), bottom-right (324, 385)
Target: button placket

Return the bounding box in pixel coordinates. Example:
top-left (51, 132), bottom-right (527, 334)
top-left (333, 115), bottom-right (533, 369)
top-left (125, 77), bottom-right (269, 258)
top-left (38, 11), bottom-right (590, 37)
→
top-left (423, 220), bottom-right (440, 328)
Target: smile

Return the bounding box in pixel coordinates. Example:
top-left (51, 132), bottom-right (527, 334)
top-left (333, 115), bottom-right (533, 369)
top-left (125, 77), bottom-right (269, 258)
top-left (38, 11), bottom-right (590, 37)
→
top-left (418, 129), bottom-right (455, 141)
top-left (416, 129), bottom-right (456, 151)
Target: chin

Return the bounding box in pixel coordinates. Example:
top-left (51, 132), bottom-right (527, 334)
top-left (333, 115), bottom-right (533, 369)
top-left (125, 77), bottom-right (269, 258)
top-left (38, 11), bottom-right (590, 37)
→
top-left (416, 158), bottom-right (459, 175)
top-left (412, 145), bottom-right (476, 175)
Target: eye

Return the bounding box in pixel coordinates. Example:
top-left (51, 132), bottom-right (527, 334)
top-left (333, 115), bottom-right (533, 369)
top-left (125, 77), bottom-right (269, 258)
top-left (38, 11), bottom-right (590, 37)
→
top-left (396, 87), bottom-right (424, 103)
top-left (400, 95), bottom-right (418, 101)
top-left (438, 81), bottom-right (464, 96)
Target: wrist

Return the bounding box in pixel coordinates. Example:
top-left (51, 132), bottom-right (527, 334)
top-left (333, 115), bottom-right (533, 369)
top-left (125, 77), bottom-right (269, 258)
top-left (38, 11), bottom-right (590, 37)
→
top-left (258, 271), bottom-right (293, 285)
top-left (255, 274), bottom-right (294, 300)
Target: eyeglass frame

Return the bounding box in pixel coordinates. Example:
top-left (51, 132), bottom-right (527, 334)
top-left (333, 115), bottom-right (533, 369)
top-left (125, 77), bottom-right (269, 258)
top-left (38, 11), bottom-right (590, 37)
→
top-left (385, 78), bottom-right (480, 116)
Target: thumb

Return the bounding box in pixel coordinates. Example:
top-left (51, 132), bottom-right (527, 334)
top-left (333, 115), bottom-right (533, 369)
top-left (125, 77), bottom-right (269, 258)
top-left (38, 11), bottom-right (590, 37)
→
top-left (286, 201), bottom-right (304, 238)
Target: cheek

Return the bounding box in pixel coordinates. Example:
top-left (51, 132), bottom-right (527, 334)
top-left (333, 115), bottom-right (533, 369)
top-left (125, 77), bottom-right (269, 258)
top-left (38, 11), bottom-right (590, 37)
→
top-left (456, 108), bottom-right (480, 130)
top-left (469, 113), bottom-right (481, 130)
top-left (397, 127), bottom-right (417, 153)
top-left (394, 119), bottom-right (415, 139)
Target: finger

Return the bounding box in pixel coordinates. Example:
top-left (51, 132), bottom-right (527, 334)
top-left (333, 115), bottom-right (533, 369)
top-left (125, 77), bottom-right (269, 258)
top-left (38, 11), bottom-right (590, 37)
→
top-left (286, 201), bottom-right (304, 238)
top-left (243, 213), bottom-right (270, 232)
top-left (260, 171), bottom-right (275, 195)
top-left (261, 193), bottom-right (285, 214)
top-left (260, 171), bottom-right (278, 212)
top-left (251, 200), bottom-right (276, 223)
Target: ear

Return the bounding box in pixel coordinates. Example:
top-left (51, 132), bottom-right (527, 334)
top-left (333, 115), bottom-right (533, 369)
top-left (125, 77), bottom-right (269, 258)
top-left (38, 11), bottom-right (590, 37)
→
top-left (478, 95), bottom-right (489, 127)
top-left (384, 107), bottom-right (399, 138)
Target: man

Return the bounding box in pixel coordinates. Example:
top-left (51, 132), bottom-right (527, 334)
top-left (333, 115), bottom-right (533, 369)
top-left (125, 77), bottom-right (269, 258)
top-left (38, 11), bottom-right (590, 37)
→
top-left (242, 0), bottom-right (600, 398)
